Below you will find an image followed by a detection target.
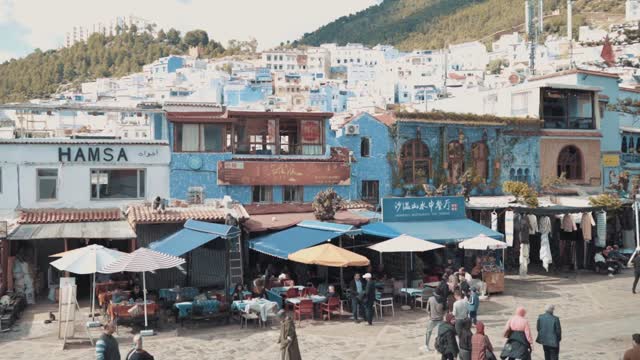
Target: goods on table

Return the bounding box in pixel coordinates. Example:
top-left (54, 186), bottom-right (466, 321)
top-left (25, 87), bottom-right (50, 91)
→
top-left (13, 259), bottom-right (35, 305)
top-left (0, 293), bottom-right (27, 329)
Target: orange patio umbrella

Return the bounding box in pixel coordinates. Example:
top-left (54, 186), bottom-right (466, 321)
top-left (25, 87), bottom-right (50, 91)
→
top-left (288, 243), bottom-right (370, 268)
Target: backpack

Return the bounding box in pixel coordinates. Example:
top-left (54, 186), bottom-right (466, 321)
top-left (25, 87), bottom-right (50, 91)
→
top-left (434, 334), bottom-right (447, 353)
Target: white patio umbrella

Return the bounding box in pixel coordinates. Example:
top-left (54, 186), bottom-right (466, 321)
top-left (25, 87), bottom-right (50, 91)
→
top-left (101, 247), bottom-right (185, 330)
top-left (458, 234), bottom-right (508, 250)
top-left (50, 244), bottom-right (126, 321)
top-left (368, 234), bottom-right (444, 288)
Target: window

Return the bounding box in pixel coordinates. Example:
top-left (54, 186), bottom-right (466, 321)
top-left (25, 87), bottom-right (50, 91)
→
top-left (360, 137), bottom-right (370, 157)
top-left (362, 180), bottom-right (379, 204)
top-left (252, 186), bottom-right (273, 203)
top-left (283, 186), bottom-right (303, 203)
top-left (37, 169), bottom-right (58, 201)
top-left (174, 123), bottom-right (230, 152)
top-left (511, 92), bottom-right (529, 116)
top-left (557, 145), bottom-right (583, 180)
top-left (542, 88), bottom-right (595, 129)
top-left (400, 139), bottom-right (431, 184)
top-left (91, 169), bottom-right (146, 199)
top-left (188, 186), bottom-right (204, 204)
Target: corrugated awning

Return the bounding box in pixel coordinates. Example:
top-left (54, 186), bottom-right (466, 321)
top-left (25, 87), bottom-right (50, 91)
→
top-left (8, 221), bottom-right (135, 240)
top-left (148, 219), bottom-right (240, 257)
top-left (249, 221), bottom-right (361, 259)
top-left (243, 211), bottom-right (370, 233)
top-left (361, 219), bottom-right (503, 245)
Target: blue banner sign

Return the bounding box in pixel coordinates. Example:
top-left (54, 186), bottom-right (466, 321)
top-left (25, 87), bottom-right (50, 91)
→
top-left (382, 196), bottom-right (466, 222)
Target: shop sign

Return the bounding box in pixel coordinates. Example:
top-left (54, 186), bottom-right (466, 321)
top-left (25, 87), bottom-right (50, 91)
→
top-left (602, 154), bottom-right (620, 167)
top-left (301, 120), bottom-right (321, 144)
top-left (217, 161), bottom-right (350, 185)
top-left (58, 147), bottom-right (129, 162)
top-left (382, 196), bottom-right (466, 222)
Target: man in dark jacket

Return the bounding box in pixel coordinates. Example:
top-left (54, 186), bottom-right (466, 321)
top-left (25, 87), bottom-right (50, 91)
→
top-left (96, 321), bottom-right (120, 360)
top-left (436, 313), bottom-right (459, 360)
top-left (361, 273), bottom-right (376, 325)
top-left (536, 304), bottom-right (561, 360)
top-left (349, 273), bottom-right (365, 322)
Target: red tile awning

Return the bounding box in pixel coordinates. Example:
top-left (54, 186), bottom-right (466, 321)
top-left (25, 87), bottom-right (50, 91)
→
top-left (243, 210), bottom-right (370, 233)
top-left (18, 208), bottom-right (123, 224)
top-left (127, 206), bottom-right (227, 225)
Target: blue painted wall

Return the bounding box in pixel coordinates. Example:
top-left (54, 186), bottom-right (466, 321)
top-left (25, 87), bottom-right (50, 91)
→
top-left (167, 56), bottom-right (185, 73)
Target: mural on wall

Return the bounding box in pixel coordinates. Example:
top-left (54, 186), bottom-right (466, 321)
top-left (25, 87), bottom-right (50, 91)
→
top-left (447, 130), bottom-right (465, 184)
top-left (471, 134), bottom-right (489, 182)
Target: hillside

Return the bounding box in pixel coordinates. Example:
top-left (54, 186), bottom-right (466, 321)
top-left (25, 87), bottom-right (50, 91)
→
top-left (300, 0), bottom-right (624, 50)
top-left (0, 28), bottom-right (258, 104)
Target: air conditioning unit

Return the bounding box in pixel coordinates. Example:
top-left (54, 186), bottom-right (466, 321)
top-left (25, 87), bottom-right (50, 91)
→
top-left (345, 124), bottom-right (360, 135)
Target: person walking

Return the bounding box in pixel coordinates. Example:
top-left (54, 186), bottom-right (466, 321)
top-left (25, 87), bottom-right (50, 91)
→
top-left (277, 310), bottom-right (302, 360)
top-left (125, 334), bottom-right (154, 360)
top-left (630, 250), bottom-right (640, 294)
top-left (458, 318), bottom-right (473, 360)
top-left (452, 289), bottom-right (469, 335)
top-left (349, 273), bottom-right (365, 322)
top-left (536, 304), bottom-right (561, 360)
top-left (436, 313), bottom-right (459, 360)
top-left (467, 286), bottom-right (480, 325)
top-left (623, 334), bottom-right (640, 360)
top-left (425, 289), bottom-right (446, 352)
top-left (362, 273), bottom-right (376, 325)
top-left (500, 307), bottom-right (533, 360)
top-left (470, 321), bottom-right (495, 360)
top-left (96, 321), bottom-right (120, 360)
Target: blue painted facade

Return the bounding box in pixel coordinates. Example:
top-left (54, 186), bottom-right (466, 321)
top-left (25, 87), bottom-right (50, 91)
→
top-left (309, 84), bottom-right (349, 113)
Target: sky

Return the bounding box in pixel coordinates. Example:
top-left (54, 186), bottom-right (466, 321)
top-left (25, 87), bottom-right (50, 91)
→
top-left (0, 0), bottom-right (380, 62)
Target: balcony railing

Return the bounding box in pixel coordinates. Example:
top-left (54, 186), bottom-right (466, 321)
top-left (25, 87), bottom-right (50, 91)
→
top-left (543, 116), bottom-right (595, 130)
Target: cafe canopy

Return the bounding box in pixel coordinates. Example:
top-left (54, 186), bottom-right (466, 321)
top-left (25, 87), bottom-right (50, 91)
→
top-left (249, 220), bottom-right (361, 259)
top-left (362, 196), bottom-right (504, 245)
top-left (149, 219), bottom-right (240, 257)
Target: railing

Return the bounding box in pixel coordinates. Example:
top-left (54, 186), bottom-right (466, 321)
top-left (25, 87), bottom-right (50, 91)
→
top-left (543, 116), bottom-right (595, 130)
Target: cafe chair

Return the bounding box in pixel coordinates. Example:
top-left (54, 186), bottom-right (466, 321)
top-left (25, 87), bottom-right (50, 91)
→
top-left (284, 288), bottom-right (300, 311)
top-left (293, 299), bottom-right (314, 324)
top-left (240, 312), bottom-right (259, 328)
top-left (414, 292), bottom-right (428, 310)
top-left (375, 296), bottom-right (395, 320)
top-left (320, 297), bottom-right (340, 320)
top-left (301, 287), bottom-right (318, 297)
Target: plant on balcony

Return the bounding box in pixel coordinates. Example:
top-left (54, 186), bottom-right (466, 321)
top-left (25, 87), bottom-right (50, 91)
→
top-left (589, 193), bottom-right (622, 210)
top-left (541, 172), bottom-right (568, 192)
top-left (503, 181), bottom-right (539, 208)
top-left (312, 188), bottom-right (342, 221)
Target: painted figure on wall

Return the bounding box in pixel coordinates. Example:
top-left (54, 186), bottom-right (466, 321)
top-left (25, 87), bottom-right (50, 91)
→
top-left (472, 141), bottom-right (489, 182)
top-left (448, 130), bottom-right (465, 184)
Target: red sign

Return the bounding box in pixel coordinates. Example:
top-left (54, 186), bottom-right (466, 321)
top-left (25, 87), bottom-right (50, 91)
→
top-left (301, 120), bottom-right (321, 144)
top-left (217, 161), bottom-right (351, 186)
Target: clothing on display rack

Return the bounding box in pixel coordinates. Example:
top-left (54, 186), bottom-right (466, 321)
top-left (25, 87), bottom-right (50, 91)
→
top-left (539, 216), bottom-right (553, 272)
top-left (518, 214), bottom-right (530, 244)
top-left (596, 211), bottom-right (607, 248)
top-left (562, 214), bottom-right (577, 232)
top-left (491, 211), bottom-right (498, 232)
top-left (519, 243), bottom-right (530, 277)
top-left (581, 212), bottom-right (595, 241)
top-left (527, 214), bottom-right (538, 234)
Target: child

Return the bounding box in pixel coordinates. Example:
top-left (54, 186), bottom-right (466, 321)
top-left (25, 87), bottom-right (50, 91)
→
top-left (467, 286), bottom-right (480, 325)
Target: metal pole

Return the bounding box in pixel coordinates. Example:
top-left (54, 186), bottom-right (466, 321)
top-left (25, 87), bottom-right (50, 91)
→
top-left (91, 272), bottom-right (96, 322)
top-left (143, 271), bottom-right (148, 328)
top-left (339, 237), bottom-right (344, 291)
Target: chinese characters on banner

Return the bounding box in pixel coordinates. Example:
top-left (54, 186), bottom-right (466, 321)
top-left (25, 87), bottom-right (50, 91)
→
top-left (381, 196), bottom-right (466, 222)
top-left (505, 210), bottom-right (514, 247)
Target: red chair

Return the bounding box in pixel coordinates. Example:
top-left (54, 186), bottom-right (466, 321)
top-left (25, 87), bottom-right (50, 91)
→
top-left (320, 297), bottom-right (340, 320)
top-left (284, 288), bottom-right (299, 310)
top-left (283, 279), bottom-right (295, 287)
top-left (301, 287), bottom-right (318, 297)
top-left (294, 299), bottom-right (314, 324)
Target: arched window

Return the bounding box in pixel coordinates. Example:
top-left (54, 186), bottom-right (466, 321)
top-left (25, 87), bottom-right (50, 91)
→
top-left (509, 168), bottom-right (516, 180)
top-left (400, 139), bottom-right (431, 184)
top-left (557, 145), bottom-right (583, 180)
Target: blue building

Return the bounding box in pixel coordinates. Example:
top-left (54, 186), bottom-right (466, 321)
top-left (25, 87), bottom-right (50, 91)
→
top-left (223, 69), bottom-right (273, 107)
top-left (144, 55), bottom-right (186, 75)
top-left (309, 84), bottom-right (349, 113)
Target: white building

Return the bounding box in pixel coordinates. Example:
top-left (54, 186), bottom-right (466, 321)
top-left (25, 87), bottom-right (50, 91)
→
top-left (322, 43), bottom-right (385, 67)
top-left (627, 0), bottom-right (640, 22)
top-left (261, 49), bottom-right (307, 72)
top-left (0, 139), bottom-right (170, 210)
top-left (579, 26), bottom-right (608, 43)
top-left (449, 41), bottom-right (490, 71)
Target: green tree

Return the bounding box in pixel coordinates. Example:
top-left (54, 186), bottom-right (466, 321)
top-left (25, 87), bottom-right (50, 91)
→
top-left (183, 29), bottom-right (209, 47)
top-left (156, 29), bottom-right (167, 41)
top-left (166, 28), bottom-right (181, 45)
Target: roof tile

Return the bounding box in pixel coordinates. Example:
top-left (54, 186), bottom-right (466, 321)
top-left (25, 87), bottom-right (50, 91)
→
top-left (18, 208), bottom-right (123, 224)
top-left (127, 205), bottom-right (227, 224)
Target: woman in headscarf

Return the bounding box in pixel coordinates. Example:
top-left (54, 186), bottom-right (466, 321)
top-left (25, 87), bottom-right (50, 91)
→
top-left (277, 310), bottom-right (302, 360)
top-left (458, 318), bottom-right (473, 360)
top-left (471, 321), bottom-right (494, 360)
top-left (436, 313), bottom-right (459, 360)
top-left (500, 307), bottom-right (532, 360)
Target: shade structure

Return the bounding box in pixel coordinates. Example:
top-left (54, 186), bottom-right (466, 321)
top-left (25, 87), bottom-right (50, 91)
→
top-left (288, 243), bottom-right (370, 267)
top-left (149, 219), bottom-right (240, 257)
top-left (458, 234), bottom-right (508, 250)
top-left (367, 234), bottom-right (444, 253)
top-left (362, 219), bottom-right (504, 245)
top-left (50, 244), bottom-right (126, 321)
top-left (101, 247), bottom-right (186, 329)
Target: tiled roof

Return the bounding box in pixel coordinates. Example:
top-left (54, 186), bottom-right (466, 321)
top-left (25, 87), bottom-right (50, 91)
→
top-left (244, 200), bottom-right (373, 216)
top-left (0, 138), bottom-right (168, 145)
top-left (127, 206), bottom-right (227, 224)
top-left (341, 200), bottom-right (376, 210)
top-left (18, 208), bottom-right (123, 224)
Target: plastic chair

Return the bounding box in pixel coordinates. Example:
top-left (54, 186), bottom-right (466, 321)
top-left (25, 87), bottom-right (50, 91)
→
top-left (375, 297), bottom-right (395, 319)
top-left (284, 288), bottom-right (299, 311)
top-left (240, 312), bottom-right (259, 328)
top-left (320, 297), bottom-right (340, 320)
top-left (294, 299), bottom-right (314, 324)
top-left (302, 287), bottom-right (318, 297)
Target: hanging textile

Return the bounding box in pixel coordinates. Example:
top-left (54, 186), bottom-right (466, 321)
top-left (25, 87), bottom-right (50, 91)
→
top-left (540, 233), bottom-right (552, 272)
top-left (519, 214), bottom-right (530, 244)
top-left (595, 211), bottom-right (607, 248)
top-left (505, 211), bottom-right (514, 247)
top-left (527, 214), bottom-right (538, 234)
top-left (621, 207), bottom-right (634, 231)
top-left (562, 214), bottom-right (577, 232)
top-left (491, 211), bottom-right (498, 232)
top-left (623, 230), bottom-right (635, 249)
top-left (622, 136), bottom-right (628, 153)
top-left (539, 216), bottom-right (552, 235)
top-left (519, 243), bottom-right (530, 277)
top-left (581, 212), bottom-right (595, 241)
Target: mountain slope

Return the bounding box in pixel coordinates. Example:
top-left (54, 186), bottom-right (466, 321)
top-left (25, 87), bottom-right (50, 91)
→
top-left (300, 0), bottom-right (624, 50)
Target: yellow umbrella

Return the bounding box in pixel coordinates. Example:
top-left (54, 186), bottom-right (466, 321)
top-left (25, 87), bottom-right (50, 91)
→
top-left (288, 243), bottom-right (370, 268)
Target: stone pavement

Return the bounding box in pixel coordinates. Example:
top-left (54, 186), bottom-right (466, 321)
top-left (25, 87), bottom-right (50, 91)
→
top-left (0, 270), bottom-right (638, 359)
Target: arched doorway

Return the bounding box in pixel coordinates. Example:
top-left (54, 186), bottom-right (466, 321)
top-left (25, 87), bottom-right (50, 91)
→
top-left (400, 139), bottom-right (431, 184)
top-left (557, 145), bottom-right (583, 180)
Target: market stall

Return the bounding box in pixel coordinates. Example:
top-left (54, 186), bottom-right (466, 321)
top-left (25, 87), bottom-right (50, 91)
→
top-left (458, 234), bottom-right (508, 295)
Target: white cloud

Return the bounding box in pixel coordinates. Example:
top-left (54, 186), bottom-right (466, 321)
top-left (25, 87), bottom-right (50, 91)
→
top-left (2, 0), bottom-right (378, 60)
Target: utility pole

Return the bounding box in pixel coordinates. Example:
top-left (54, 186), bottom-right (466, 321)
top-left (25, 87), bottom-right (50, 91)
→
top-left (527, 0), bottom-right (537, 75)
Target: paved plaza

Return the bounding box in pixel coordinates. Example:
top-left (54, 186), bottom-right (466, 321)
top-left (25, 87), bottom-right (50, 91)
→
top-left (0, 269), bottom-right (638, 359)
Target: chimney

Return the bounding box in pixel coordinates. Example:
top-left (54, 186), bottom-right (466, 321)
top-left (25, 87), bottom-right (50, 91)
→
top-left (567, 0), bottom-right (573, 40)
